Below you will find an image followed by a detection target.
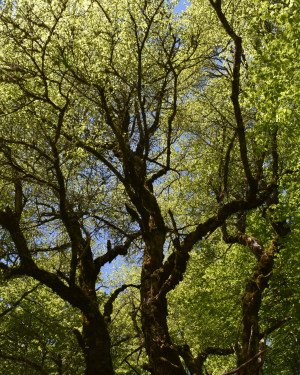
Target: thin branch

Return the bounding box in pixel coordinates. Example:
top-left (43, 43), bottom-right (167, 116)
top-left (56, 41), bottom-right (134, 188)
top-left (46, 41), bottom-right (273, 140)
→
top-left (104, 284), bottom-right (140, 323)
top-left (121, 346), bottom-right (143, 367)
top-left (0, 351), bottom-right (49, 375)
top-left (94, 0), bottom-right (112, 24)
top-left (70, 137), bottom-right (124, 183)
top-left (34, 242), bottom-right (71, 254)
top-left (124, 359), bottom-right (142, 375)
top-left (260, 316), bottom-right (292, 338)
top-left (0, 283), bottom-right (40, 318)
top-left (92, 215), bottom-right (129, 236)
top-left (111, 334), bottom-right (139, 348)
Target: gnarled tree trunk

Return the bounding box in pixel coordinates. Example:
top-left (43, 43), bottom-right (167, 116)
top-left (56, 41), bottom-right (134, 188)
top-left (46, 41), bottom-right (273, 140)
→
top-left (140, 223), bottom-right (186, 375)
top-left (81, 308), bottom-right (114, 375)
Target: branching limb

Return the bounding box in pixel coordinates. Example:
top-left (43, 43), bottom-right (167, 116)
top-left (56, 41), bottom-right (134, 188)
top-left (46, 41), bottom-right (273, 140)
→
top-left (61, 129), bottom-right (125, 183)
top-left (209, 0), bottom-right (256, 193)
top-left (158, 184), bottom-right (277, 300)
top-left (222, 224), bottom-right (265, 260)
top-left (183, 181), bottom-right (276, 253)
top-left (121, 345), bottom-right (143, 366)
top-left (0, 207), bottom-right (35, 268)
top-left (92, 215), bottom-right (130, 236)
top-left (146, 68), bottom-right (178, 187)
top-left (0, 211), bottom-right (92, 313)
top-left (123, 358), bottom-right (142, 375)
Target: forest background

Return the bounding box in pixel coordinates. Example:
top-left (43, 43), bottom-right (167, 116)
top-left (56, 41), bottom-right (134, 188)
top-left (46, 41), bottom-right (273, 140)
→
top-left (0, 0), bottom-right (299, 374)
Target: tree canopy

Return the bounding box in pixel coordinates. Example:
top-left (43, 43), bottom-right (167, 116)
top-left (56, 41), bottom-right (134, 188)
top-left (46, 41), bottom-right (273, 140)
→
top-left (0, 0), bottom-right (299, 374)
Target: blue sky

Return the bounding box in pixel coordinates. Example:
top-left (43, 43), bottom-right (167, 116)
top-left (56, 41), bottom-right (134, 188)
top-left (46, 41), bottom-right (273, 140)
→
top-left (174, 0), bottom-right (190, 13)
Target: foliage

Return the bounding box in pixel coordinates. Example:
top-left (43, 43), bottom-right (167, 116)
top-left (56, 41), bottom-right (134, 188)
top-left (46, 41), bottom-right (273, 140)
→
top-left (0, 0), bottom-right (298, 374)
top-left (0, 278), bottom-right (84, 374)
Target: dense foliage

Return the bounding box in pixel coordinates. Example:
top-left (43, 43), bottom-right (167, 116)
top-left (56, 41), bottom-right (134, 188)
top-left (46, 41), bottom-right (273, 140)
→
top-left (0, 0), bottom-right (299, 374)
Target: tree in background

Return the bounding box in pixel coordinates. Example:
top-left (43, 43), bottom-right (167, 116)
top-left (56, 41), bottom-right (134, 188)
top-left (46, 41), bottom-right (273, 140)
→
top-left (0, 0), bottom-right (298, 374)
top-left (0, 277), bottom-right (84, 374)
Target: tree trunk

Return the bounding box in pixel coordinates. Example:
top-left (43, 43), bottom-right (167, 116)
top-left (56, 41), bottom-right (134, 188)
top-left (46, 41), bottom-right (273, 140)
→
top-left (140, 229), bottom-right (186, 375)
top-left (141, 293), bottom-right (186, 374)
top-left (81, 308), bottom-right (114, 375)
top-left (79, 247), bottom-right (114, 375)
top-left (238, 250), bottom-right (274, 375)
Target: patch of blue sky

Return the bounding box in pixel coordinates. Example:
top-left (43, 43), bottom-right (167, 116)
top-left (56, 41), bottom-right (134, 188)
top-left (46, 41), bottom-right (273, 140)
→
top-left (174, 0), bottom-right (191, 14)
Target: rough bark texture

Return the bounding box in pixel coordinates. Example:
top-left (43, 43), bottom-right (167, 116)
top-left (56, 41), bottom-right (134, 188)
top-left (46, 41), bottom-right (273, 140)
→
top-left (120, 145), bottom-right (187, 374)
top-left (238, 239), bottom-right (274, 375)
top-left (222, 227), bottom-right (289, 375)
top-left (81, 308), bottom-right (114, 375)
top-left (79, 251), bottom-right (114, 375)
top-left (140, 230), bottom-right (186, 375)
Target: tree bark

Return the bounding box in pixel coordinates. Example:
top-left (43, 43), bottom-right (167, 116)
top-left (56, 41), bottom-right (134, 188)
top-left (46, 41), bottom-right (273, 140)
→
top-left (81, 308), bottom-right (114, 375)
top-left (78, 241), bottom-right (114, 375)
top-left (238, 249), bottom-right (274, 375)
top-left (221, 232), bottom-right (281, 375)
top-left (140, 227), bottom-right (186, 375)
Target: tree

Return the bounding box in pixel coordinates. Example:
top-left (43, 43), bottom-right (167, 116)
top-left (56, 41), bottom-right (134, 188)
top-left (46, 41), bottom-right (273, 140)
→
top-left (0, 0), bottom-right (298, 374)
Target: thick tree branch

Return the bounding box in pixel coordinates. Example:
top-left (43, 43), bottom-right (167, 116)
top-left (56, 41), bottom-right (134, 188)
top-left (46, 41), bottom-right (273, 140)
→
top-left (0, 207), bottom-right (35, 267)
top-left (0, 208), bottom-right (93, 313)
top-left (158, 183), bottom-right (277, 300)
top-left (94, 235), bottom-right (138, 276)
top-left (222, 225), bottom-right (265, 260)
top-left (218, 131), bottom-right (237, 201)
top-left (184, 179), bottom-right (276, 251)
